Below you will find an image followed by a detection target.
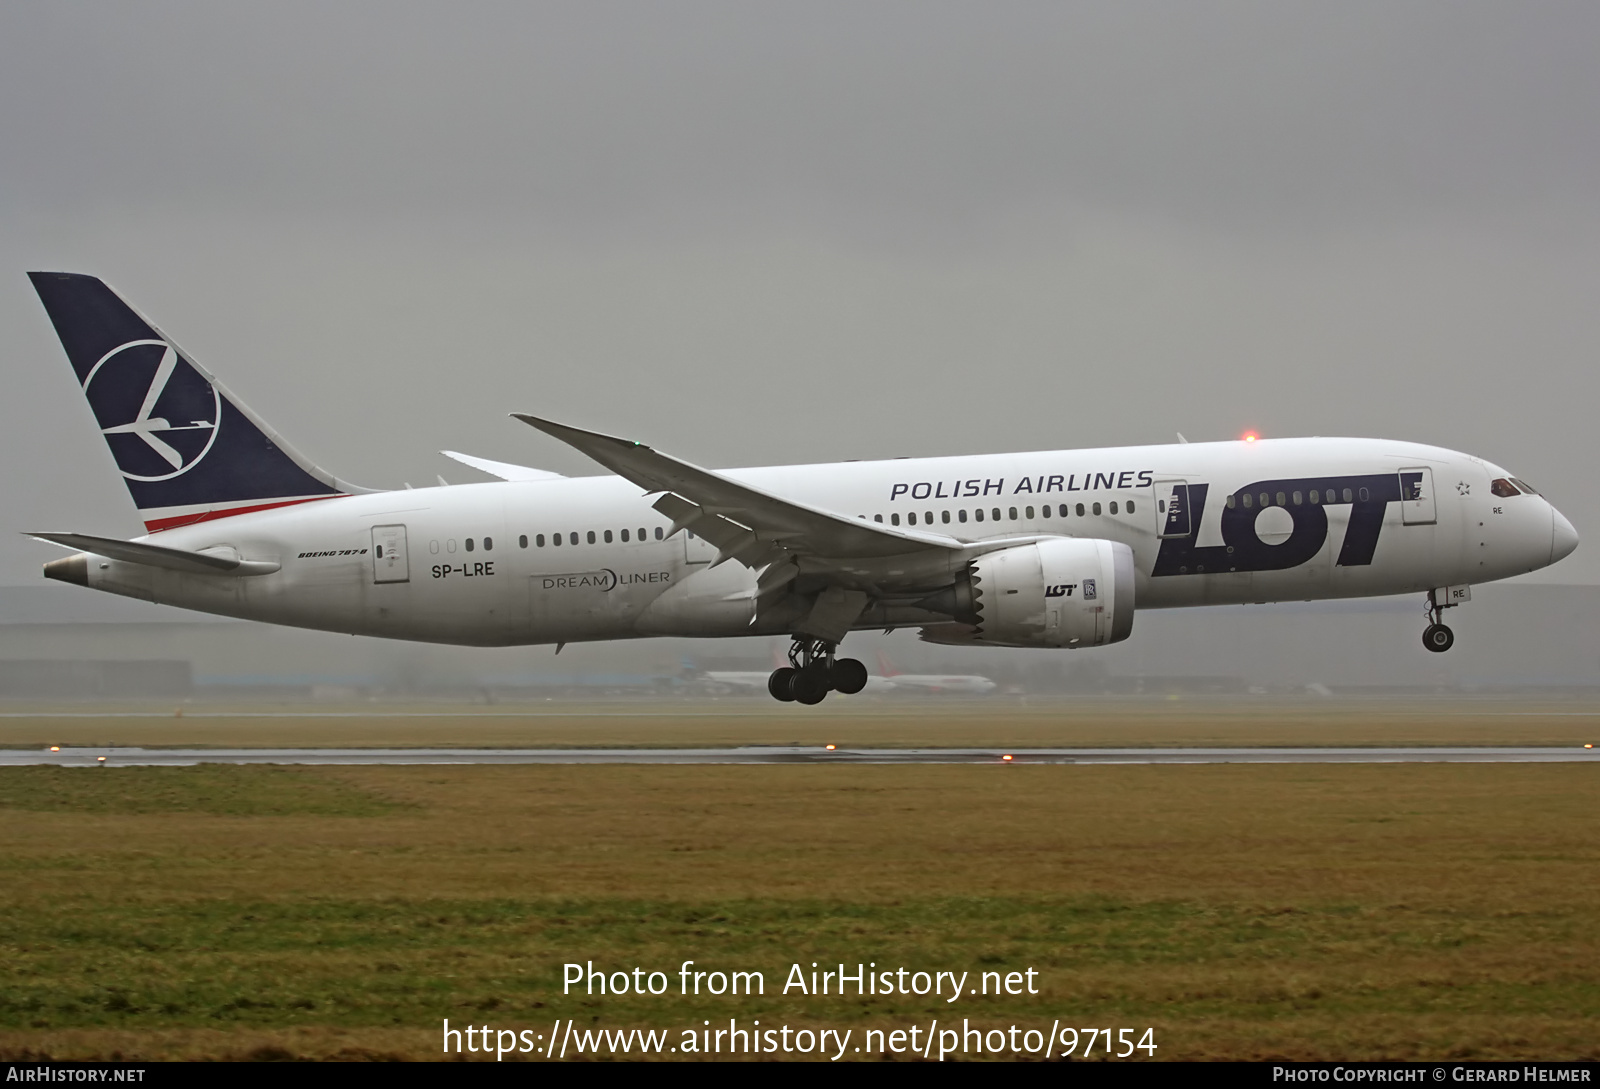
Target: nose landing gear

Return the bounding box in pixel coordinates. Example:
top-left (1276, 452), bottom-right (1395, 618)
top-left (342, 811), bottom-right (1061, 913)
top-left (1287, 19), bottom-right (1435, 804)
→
top-left (1421, 588), bottom-right (1463, 653)
top-left (768, 638), bottom-right (870, 704)
top-left (1422, 621), bottom-right (1454, 653)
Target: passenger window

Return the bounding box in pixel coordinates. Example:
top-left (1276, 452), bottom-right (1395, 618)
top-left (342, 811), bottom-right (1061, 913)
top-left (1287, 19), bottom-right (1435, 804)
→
top-left (1342, 488), bottom-right (1353, 503)
top-left (603, 530), bottom-right (613, 543)
top-left (1358, 488), bottom-right (1369, 502)
top-left (1009, 507), bottom-right (1018, 520)
top-left (447, 539), bottom-right (456, 553)
top-left (1308, 491), bottom-right (1319, 505)
top-left (974, 509), bottom-right (984, 522)
top-left (925, 511), bottom-right (933, 523)
top-left (1276, 492), bottom-right (1287, 506)
top-left (906, 512), bottom-right (916, 525)
top-left (571, 532), bottom-right (579, 545)
top-left (1259, 492), bottom-right (1270, 507)
top-left (1292, 491), bottom-right (1301, 506)
top-left (654, 527), bottom-right (663, 540)
top-left (585, 531), bottom-right (595, 544)
top-left (429, 540), bottom-right (439, 554)
top-left (1092, 502), bottom-right (1102, 516)
top-left (1025, 506), bottom-right (1034, 519)
top-left (484, 537), bottom-right (493, 550)
top-left (552, 534), bottom-right (561, 547)
top-left (1126, 500), bottom-right (1135, 514)
top-left (992, 508), bottom-right (1001, 521)
top-left (518, 535), bottom-right (527, 548)
top-left (891, 513), bottom-right (900, 526)
top-left (1109, 501), bottom-right (1118, 515)
top-left (958, 510), bottom-right (968, 523)
top-left (465, 538), bottom-right (475, 552)
top-left (874, 514), bottom-right (883, 523)
top-left (1242, 493), bottom-right (1253, 509)
top-left (1075, 503), bottom-right (1085, 516)
top-left (640, 528), bottom-right (648, 540)
top-left (1491, 479), bottom-right (1519, 498)
top-left (1041, 505), bottom-right (1051, 518)
top-left (1059, 504), bottom-right (1069, 517)
top-left (1326, 490), bottom-right (1335, 504)
top-left (942, 511), bottom-right (951, 524)
top-left (535, 534), bottom-right (545, 547)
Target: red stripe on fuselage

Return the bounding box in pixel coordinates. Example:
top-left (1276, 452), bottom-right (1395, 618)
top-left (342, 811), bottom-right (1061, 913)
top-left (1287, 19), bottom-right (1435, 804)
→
top-left (143, 495), bottom-right (346, 533)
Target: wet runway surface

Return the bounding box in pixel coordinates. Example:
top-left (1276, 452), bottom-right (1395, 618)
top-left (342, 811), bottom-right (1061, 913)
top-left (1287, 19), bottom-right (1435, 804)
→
top-left (4, 746), bottom-right (1598, 766)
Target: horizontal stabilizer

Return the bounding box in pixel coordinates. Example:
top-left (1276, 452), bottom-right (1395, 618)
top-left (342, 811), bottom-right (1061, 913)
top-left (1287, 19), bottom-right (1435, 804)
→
top-left (26, 532), bottom-right (280, 576)
top-left (440, 451), bottom-right (566, 482)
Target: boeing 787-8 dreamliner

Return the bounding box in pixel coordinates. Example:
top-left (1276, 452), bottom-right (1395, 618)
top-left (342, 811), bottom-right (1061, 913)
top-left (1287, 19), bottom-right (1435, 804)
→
top-left (25, 273), bottom-right (1579, 704)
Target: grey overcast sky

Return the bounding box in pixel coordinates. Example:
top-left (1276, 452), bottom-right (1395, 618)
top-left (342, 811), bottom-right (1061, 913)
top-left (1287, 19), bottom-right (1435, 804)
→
top-left (3, 2), bottom-right (1597, 585)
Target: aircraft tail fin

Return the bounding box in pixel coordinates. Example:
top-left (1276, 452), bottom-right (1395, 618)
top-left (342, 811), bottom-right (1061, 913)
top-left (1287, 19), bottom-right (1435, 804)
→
top-left (876, 650), bottom-right (900, 677)
top-left (28, 272), bottom-right (368, 533)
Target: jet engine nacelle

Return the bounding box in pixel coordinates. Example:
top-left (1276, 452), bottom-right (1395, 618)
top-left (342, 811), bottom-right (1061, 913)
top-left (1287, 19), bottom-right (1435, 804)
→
top-left (922, 537), bottom-right (1135, 648)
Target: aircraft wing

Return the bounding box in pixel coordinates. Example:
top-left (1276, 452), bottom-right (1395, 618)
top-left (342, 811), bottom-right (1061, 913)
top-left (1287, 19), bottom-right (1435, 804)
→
top-left (440, 451), bottom-right (566, 482)
top-left (512, 414), bottom-right (963, 573)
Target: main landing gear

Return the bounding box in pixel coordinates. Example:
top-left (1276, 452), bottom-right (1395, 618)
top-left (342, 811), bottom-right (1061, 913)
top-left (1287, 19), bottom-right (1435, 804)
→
top-left (768, 638), bottom-right (869, 705)
top-left (1422, 591), bottom-right (1457, 653)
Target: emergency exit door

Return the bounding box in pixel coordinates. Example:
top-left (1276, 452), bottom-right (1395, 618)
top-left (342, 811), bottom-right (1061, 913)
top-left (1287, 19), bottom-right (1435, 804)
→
top-left (1153, 480), bottom-right (1193, 538)
top-left (371, 524), bottom-right (410, 583)
top-left (1398, 468), bottom-right (1436, 526)
top-left (683, 528), bottom-right (716, 564)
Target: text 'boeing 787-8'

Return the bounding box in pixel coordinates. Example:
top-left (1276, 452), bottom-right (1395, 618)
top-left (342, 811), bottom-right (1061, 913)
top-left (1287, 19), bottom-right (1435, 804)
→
top-left (25, 273), bottom-right (1579, 704)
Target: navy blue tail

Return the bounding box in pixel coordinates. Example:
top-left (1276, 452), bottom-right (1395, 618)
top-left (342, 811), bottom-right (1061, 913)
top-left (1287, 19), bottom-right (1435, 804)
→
top-left (29, 272), bottom-right (356, 532)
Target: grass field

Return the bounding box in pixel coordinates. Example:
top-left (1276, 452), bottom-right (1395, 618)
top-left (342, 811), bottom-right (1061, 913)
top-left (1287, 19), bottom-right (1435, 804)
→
top-left (2, 710), bottom-right (1598, 1062)
top-left (3, 697), bottom-right (1599, 750)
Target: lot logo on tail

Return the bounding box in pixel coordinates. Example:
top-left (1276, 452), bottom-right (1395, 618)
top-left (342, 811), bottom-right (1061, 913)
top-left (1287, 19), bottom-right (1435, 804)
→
top-left (84, 339), bottom-right (220, 481)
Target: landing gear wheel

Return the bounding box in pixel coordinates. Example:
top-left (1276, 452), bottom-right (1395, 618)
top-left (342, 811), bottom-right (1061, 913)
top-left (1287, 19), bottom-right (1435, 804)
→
top-left (1422, 623), bottom-right (1454, 653)
top-left (790, 667), bottom-right (830, 705)
top-left (831, 658), bottom-right (868, 695)
top-left (777, 636), bottom-right (860, 704)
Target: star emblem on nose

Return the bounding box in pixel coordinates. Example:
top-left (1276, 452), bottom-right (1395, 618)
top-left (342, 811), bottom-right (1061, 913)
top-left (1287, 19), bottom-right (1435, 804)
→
top-left (1456, 482), bottom-right (1470, 495)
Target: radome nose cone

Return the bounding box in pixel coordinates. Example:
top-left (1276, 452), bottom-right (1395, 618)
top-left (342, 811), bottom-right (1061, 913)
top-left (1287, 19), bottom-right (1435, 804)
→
top-left (1551, 508), bottom-right (1579, 564)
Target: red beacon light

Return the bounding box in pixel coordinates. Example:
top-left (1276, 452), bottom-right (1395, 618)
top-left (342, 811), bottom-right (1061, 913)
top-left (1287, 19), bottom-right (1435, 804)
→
top-left (1242, 431), bottom-right (1259, 443)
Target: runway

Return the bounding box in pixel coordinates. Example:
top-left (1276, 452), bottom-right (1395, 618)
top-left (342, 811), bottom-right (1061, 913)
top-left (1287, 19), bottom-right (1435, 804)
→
top-left (5, 746), bottom-right (1598, 766)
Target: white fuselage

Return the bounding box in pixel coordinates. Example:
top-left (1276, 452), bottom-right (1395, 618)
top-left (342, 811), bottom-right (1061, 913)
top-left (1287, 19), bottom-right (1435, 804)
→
top-left (77, 437), bottom-right (1573, 648)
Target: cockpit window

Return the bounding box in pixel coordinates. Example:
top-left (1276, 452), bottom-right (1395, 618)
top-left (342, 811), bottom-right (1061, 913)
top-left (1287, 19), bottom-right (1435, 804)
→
top-left (1509, 478), bottom-right (1539, 495)
top-left (1490, 478), bottom-right (1520, 498)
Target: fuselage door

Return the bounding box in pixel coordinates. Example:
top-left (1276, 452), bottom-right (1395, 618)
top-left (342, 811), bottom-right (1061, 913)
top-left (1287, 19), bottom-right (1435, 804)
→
top-left (1153, 479), bottom-right (1193, 539)
top-left (371, 524), bottom-right (410, 583)
top-left (683, 528), bottom-right (716, 565)
top-left (1398, 467), bottom-right (1436, 526)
